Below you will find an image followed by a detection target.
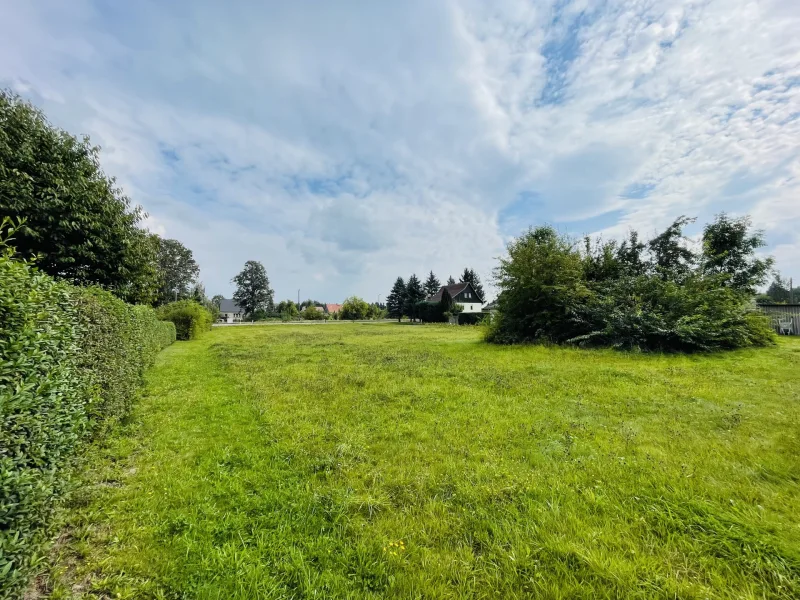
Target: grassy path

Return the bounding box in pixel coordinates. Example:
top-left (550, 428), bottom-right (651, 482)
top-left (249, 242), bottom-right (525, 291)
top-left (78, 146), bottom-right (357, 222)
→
top-left (45, 324), bottom-right (800, 599)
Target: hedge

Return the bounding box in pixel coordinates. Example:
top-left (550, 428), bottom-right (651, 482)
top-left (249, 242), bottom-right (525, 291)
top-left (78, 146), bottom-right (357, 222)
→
top-left (156, 299), bottom-right (213, 340)
top-left (0, 247), bottom-right (175, 598)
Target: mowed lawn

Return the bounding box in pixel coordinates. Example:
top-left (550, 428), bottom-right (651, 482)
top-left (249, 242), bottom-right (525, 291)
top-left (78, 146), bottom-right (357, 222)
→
top-left (48, 324), bottom-right (800, 599)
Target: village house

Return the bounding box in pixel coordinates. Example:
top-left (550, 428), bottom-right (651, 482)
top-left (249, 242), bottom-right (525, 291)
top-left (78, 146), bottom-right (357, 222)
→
top-left (217, 298), bottom-right (245, 323)
top-left (426, 282), bottom-right (483, 323)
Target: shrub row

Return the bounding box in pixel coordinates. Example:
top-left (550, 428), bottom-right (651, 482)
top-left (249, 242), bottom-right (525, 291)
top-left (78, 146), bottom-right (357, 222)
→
top-left (0, 248), bottom-right (175, 598)
top-left (156, 299), bottom-right (213, 340)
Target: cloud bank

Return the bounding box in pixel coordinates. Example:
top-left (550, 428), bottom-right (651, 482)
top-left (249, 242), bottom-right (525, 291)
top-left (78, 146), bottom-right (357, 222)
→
top-left (1, 0), bottom-right (798, 301)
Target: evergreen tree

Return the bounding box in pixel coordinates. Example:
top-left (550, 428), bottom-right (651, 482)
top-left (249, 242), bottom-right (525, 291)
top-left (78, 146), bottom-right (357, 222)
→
top-left (447, 275), bottom-right (456, 286)
top-left (405, 274), bottom-right (425, 321)
top-left (423, 270), bottom-right (441, 297)
top-left (459, 268), bottom-right (485, 301)
top-left (386, 277), bottom-right (407, 321)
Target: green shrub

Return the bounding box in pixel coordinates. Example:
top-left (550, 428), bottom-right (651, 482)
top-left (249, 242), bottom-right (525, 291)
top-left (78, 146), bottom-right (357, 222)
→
top-left (156, 300), bottom-right (212, 340)
top-left (0, 222), bottom-right (175, 597)
top-left (487, 218), bottom-right (775, 352)
top-left (0, 247), bottom-right (85, 596)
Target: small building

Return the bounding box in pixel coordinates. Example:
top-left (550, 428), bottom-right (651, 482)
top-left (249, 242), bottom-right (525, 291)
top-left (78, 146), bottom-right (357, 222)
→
top-left (325, 303), bottom-right (342, 315)
top-left (218, 298), bottom-right (245, 323)
top-left (426, 283), bottom-right (484, 323)
top-left (758, 304), bottom-right (799, 335)
top-left (482, 299), bottom-right (498, 320)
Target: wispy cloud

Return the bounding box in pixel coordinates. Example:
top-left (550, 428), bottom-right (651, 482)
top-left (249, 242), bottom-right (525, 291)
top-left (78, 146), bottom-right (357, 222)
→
top-left (1, 0), bottom-right (798, 300)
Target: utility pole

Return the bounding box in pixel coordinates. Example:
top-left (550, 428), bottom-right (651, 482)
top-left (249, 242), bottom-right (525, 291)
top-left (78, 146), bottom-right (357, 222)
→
top-left (297, 289), bottom-right (300, 307)
top-left (790, 277), bottom-right (794, 304)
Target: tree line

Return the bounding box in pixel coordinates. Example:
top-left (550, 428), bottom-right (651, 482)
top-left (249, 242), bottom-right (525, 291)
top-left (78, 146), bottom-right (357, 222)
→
top-left (487, 214), bottom-right (776, 351)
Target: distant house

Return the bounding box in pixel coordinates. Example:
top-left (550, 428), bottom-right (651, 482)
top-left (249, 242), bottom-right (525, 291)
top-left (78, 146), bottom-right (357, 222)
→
top-left (426, 283), bottom-right (484, 322)
top-left (482, 299), bottom-right (498, 319)
top-left (218, 298), bottom-right (245, 323)
top-left (325, 303), bottom-right (342, 315)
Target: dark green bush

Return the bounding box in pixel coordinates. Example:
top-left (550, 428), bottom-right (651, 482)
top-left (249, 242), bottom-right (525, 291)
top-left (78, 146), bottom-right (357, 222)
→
top-left (1, 227), bottom-right (175, 598)
top-left (156, 300), bottom-right (212, 340)
top-left (0, 248), bottom-right (85, 596)
top-left (487, 217), bottom-right (775, 352)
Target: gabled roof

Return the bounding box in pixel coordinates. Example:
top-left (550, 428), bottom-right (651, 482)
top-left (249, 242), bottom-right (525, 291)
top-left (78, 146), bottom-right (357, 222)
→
top-left (218, 298), bottom-right (242, 313)
top-left (325, 303), bottom-right (342, 313)
top-left (426, 282), bottom-right (483, 304)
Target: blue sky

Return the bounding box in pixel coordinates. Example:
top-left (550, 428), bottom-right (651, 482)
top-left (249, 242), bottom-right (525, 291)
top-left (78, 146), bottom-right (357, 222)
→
top-left (1, 0), bottom-right (798, 301)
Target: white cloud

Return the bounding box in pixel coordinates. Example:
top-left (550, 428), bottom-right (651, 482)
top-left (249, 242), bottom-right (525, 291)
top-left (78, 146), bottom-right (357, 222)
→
top-left (1, 0), bottom-right (798, 300)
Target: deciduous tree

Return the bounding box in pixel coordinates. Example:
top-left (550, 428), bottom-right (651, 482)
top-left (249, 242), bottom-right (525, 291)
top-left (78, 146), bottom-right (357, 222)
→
top-left (156, 238), bottom-right (200, 305)
top-left (0, 90), bottom-right (158, 303)
top-left (232, 261), bottom-right (274, 317)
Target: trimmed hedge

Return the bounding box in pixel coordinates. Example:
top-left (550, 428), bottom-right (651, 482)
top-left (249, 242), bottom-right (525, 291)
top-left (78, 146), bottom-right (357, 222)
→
top-left (156, 300), bottom-right (213, 340)
top-left (0, 249), bottom-right (174, 598)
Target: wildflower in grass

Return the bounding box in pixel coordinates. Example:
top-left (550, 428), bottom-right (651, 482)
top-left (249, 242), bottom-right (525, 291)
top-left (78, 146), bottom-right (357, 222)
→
top-left (383, 540), bottom-right (406, 557)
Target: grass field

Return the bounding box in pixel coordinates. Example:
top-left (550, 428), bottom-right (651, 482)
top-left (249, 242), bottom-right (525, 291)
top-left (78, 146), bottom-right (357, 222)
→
top-left (45, 323), bottom-right (800, 599)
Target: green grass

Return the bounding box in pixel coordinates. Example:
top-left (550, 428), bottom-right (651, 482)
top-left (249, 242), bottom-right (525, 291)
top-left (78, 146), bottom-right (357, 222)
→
top-left (44, 324), bottom-right (800, 599)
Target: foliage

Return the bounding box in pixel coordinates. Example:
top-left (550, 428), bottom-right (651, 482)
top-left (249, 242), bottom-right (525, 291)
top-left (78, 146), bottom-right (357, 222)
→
top-left (760, 275), bottom-right (797, 304)
top-left (299, 299), bottom-right (322, 310)
top-left (47, 325), bottom-right (800, 599)
top-left (232, 261), bottom-right (274, 317)
top-left (340, 296), bottom-right (370, 320)
top-left (488, 217), bottom-right (776, 352)
top-left (366, 303), bottom-right (387, 320)
top-left (156, 300), bottom-right (213, 340)
top-left (386, 277), bottom-right (406, 322)
top-left (211, 295), bottom-right (224, 308)
top-left (701, 213), bottom-right (772, 293)
top-left (0, 219), bottom-right (174, 598)
top-left (300, 305), bottom-right (325, 320)
top-left (276, 300), bottom-right (299, 320)
top-left (487, 226), bottom-right (588, 344)
top-left (0, 90), bottom-right (158, 304)
top-left (423, 271), bottom-right (441, 297)
top-left (459, 268), bottom-right (485, 301)
top-left (447, 275), bottom-right (456, 286)
top-left (155, 238), bottom-right (199, 305)
top-left (404, 274), bottom-right (425, 321)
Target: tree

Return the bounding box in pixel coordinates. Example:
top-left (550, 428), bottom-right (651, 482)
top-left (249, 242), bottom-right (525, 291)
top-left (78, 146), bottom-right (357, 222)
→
top-left (211, 294), bottom-right (224, 308)
top-left (156, 238), bottom-right (200, 305)
top-left (232, 261), bottom-right (274, 317)
top-left (340, 296), bottom-right (370, 320)
top-left (405, 274), bottom-right (425, 321)
top-left (459, 268), bottom-right (485, 301)
top-left (701, 213), bottom-right (773, 293)
top-left (766, 276), bottom-right (791, 303)
top-left (647, 216), bottom-right (697, 280)
top-left (276, 299), bottom-right (299, 317)
top-left (0, 90), bottom-right (158, 303)
top-left (299, 299), bottom-right (322, 310)
top-left (386, 277), bottom-right (406, 322)
top-left (300, 305), bottom-right (324, 320)
top-left (423, 270), bottom-right (441, 297)
top-left (447, 275), bottom-right (456, 285)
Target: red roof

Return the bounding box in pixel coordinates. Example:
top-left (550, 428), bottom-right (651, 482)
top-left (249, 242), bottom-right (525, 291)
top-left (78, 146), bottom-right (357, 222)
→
top-left (325, 303), bottom-right (342, 313)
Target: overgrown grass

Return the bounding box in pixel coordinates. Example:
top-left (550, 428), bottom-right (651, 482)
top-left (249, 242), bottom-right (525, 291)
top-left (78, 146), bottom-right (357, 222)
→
top-left (43, 324), bottom-right (800, 599)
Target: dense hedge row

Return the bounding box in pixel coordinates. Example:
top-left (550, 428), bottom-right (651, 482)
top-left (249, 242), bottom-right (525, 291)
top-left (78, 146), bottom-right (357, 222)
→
top-left (156, 299), bottom-right (213, 340)
top-left (0, 249), bottom-right (175, 598)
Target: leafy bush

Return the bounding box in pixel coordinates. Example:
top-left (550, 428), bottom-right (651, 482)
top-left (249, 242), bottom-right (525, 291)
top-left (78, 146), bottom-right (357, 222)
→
top-left (487, 216), bottom-right (775, 352)
top-left (340, 296), bottom-right (370, 320)
top-left (156, 300), bottom-right (213, 340)
top-left (0, 221), bottom-right (175, 597)
top-left (301, 305), bottom-right (325, 320)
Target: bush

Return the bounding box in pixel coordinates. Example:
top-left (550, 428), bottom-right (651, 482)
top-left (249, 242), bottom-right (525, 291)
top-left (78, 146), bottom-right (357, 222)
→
top-left (301, 305), bottom-right (325, 320)
top-left (0, 222), bottom-right (175, 597)
top-left (156, 300), bottom-right (212, 340)
top-left (340, 297), bottom-right (370, 320)
top-left (487, 219), bottom-right (775, 352)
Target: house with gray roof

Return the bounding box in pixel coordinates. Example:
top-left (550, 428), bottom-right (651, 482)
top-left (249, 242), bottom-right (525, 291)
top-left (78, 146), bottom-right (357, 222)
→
top-left (218, 298), bottom-right (245, 323)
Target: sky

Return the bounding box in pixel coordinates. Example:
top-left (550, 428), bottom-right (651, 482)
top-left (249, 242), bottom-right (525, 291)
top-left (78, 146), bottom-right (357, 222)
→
top-left (1, 0), bottom-right (798, 302)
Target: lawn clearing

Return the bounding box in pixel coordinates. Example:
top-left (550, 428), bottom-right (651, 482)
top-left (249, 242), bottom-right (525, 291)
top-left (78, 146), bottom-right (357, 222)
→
top-left (46, 324), bottom-right (800, 599)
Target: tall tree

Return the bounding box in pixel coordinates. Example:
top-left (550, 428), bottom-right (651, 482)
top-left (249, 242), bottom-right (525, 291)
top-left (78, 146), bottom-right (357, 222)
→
top-left (447, 275), bottom-right (456, 286)
top-left (211, 294), bottom-right (224, 308)
top-left (386, 277), bottom-right (406, 322)
top-left (423, 270), bottom-right (441, 297)
top-left (648, 216), bottom-right (697, 280)
top-left (405, 274), bottom-right (425, 321)
top-left (0, 90), bottom-right (158, 303)
top-left (701, 213), bottom-right (773, 293)
top-left (459, 268), bottom-right (485, 301)
top-left (232, 261), bottom-right (274, 316)
top-left (156, 238), bottom-right (200, 304)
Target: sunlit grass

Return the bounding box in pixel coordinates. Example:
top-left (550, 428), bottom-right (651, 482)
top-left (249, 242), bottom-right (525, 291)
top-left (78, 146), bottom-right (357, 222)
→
top-left (46, 324), bottom-right (800, 599)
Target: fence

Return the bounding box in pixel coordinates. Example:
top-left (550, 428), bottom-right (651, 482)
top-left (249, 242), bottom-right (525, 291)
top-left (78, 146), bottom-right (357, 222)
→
top-left (758, 304), bottom-right (800, 335)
